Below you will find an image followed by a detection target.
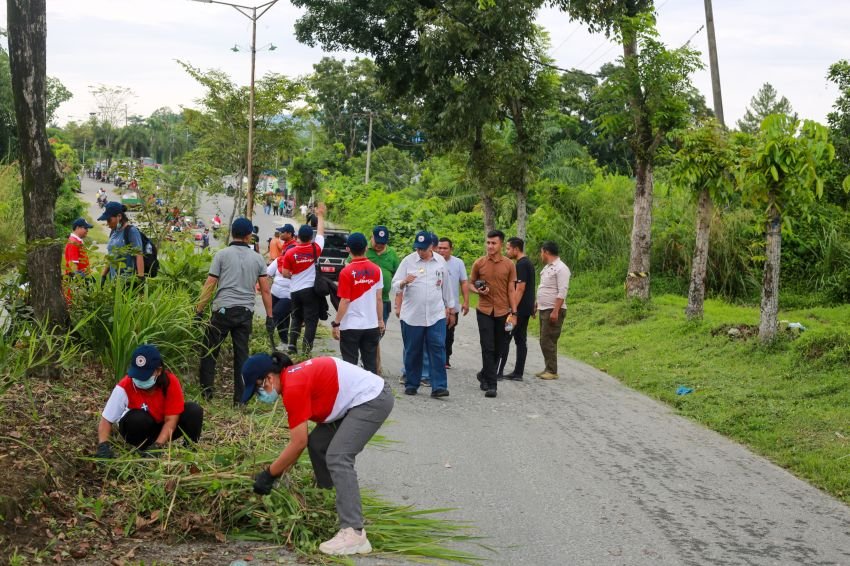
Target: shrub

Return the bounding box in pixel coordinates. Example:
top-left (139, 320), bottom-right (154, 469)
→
top-left (793, 329), bottom-right (850, 366)
top-left (71, 278), bottom-right (203, 382)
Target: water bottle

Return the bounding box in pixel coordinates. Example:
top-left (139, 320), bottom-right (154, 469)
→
top-left (505, 319), bottom-right (514, 332)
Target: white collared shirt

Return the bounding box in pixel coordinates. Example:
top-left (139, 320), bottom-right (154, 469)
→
top-left (392, 251), bottom-right (456, 327)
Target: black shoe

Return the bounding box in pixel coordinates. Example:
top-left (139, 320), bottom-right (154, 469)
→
top-left (496, 373), bottom-right (504, 381)
top-left (422, 379), bottom-right (431, 387)
top-left (287, 344), bottom-right (297, 354)
top-left (404, 387), bottom-right (417, 395)
top-left (505, 373), bottom-right (524, 381)
top-left (485, 389), bottom-right (498, 398)
top-left (431, 389), bottom-right (449, 398)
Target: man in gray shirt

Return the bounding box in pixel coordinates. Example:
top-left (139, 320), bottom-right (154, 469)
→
top-left (436, 237), bottom-right (469, 369)
top-left (196, 217), bottom-right (274, 404)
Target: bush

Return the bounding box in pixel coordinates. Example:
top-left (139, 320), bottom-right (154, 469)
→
top-left (793, 329), bottom-right (850, 366)
top-left (71, 278), bottom-right (203, 382)
top-left (157, 242), bottom-right (214, 296)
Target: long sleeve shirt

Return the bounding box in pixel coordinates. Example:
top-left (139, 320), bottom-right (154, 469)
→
top-left (537, 258), bottom-right (571, 311)
top-left (391, 252), bottom-right (455, 327)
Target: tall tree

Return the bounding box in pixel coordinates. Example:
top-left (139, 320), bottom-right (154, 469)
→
top-left (293, 0), bottom-right (550, 236)
top-left (552, 0), bottom-right (702, 299)
top-left (736, 83), bottom-right (795, 134)
top-left (826, 60), bottom-right (850, 207)
top-left (6, 0), bottom-right (67, 325)
top-left (668, 119), bottom-right (735, 319)
top-left (740, 116), bottom-right (834, 342)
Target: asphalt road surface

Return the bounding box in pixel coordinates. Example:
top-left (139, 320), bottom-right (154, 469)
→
top-left (346, 309), bottom-right (850, 565)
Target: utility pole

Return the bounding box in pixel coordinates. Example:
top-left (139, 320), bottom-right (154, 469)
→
top-left (365, 112), bottom-right (373, 184)
top-left (703, 0), bottom-right (725, 126)
top-left (190, 0), bottom-right (279, 221)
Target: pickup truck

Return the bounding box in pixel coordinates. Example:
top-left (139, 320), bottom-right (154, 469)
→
top-left (318, 229), bottom-right (350, 281)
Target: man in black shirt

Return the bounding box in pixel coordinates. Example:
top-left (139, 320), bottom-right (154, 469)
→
top-left (500, 237), bottom-right (535, 380)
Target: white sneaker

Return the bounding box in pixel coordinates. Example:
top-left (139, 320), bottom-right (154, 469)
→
top-left (318, 527), bottom-right (372, 556)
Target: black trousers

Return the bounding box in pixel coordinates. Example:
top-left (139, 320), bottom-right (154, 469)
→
top-left (498, 314), bottom-right (530, 377)
top-left (199, 306), bottom-right (253, 404)
top-left (339, 327), bottom-right (381, 373)
top-left (476, 310), bottom-right (508, 390)
top-left (118, 402), bottom-right (204, 449)
top-left (271, 295), bottom-right (292, 343)
top-left (445, 315), bottom-right (459, 364)
top-left (289, 287), bottom-right (321, 353)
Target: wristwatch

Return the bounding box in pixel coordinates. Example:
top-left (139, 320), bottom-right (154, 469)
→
top-left (331, 321), bottom-right (341, 328)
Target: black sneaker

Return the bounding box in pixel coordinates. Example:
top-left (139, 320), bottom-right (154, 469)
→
top-left (422, 379), bottom-right (431, 387)
top-left (287, 344), bottom-right (297, 354)
top-left (505, 373), bottom-right (524, 381)
top-left (485, 389), bottom-right (498, 398)
top-left (431, 389), bottom-right (449, 398)
top-left (477, 371), bottom-right (487, 391)
top-left (404, 387), bottom-right (417, 395)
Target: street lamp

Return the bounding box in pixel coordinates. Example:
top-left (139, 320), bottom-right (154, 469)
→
top-left (189, 0), bottom-right (279, 221)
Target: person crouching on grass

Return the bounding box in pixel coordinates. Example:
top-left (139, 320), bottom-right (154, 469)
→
top-left (241, 352), bottom-right (394, 556)
top-left (95, 344), bottom-right (204, 458)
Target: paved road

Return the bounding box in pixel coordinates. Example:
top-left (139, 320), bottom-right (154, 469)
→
top-left (343, 310), bottom-right (850, 565)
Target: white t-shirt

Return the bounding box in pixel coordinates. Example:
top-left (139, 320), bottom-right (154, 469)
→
top-left (267, 260), bottom-right (291, 299)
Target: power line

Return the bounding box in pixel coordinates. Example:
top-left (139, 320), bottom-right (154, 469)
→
top-left (551, 23), bottom-right (582, 55)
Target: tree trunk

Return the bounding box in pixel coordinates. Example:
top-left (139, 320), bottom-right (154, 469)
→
top-left (515, 187), bottom-right (528, 240)
top-left (625, 159), bottom-right (653, 300)
top-left (685, 188), bottom-right (713, 319)
top-left (470, 124), bottom-right (495, 235)
top-left (759, 203), bottom-right (781, 343)
top-left (7, 0), bottom-right (66, 325)
top-left (481, 194), bottom-right (496, 234)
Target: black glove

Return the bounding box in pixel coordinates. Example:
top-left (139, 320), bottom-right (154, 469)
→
top-left (95, 441), bottom-right (114, 459)
top-left (253, 468), bottom-right (278, 495)
top-left (265, 316), bottom-right (276, 334)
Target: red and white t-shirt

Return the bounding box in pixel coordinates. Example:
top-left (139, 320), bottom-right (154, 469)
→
top-left (101, 371), bottom-right (185, 424)
top-left (281, 357), bottom-right (384, 429)
top-left (64, 234), bottom-right (90, 275)
top-left (337, 258), bottom-right (383, 330)
top-left (281, 234), bottom-right (325, 293)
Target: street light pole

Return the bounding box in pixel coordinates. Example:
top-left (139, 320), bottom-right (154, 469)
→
top-left (190, 0), bottom-right (279, 221)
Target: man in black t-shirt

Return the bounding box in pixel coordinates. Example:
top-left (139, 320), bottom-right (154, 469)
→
top-left (500, 237), bottom-right (535, 380)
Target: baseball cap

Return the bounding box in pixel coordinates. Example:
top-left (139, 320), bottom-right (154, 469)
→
top-left (72, 217), bottom-right (94, 229)
top-left (298, 224), bottom-right (314, 242)
top-left (346, 232), bottom-right (368, 254)
top-left (231, 217), bottom-right (253, 238)
top-left (97, 202), bottom-right (124, 221)
top-left (373, 225), bottom-right (389, 245)
top-left (280, 223), bottom-right (295, 234)
top-left (413, 230), bottom-right (431, 250)
top-left (127, 344), bottom-right (163, 380)
top-left (240, 354), bottom-right (275, 404)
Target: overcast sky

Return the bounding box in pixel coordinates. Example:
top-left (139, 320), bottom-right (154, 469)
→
top-left (1, 0), bottom-right (846, 127)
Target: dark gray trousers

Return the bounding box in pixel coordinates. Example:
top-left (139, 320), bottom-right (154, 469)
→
top-left (307, 383), bottom-right (394, 530)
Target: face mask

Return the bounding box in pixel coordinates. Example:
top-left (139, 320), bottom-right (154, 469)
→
top-left (133, 374), bottom-right (158, 390)
top-left (257, 387), bottom-right (279, 404)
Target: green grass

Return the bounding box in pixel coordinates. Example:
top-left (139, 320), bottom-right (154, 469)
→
top-left (558, 290), bottom-right (850, 503)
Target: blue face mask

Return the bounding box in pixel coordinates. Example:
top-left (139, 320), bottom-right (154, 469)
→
top-left (257, 386), bottom-right (279, 404)
top-left (133, 374), bottom-right (158, 390)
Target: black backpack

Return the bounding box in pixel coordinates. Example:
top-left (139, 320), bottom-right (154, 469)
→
top-left (124, 225), bottom-right (160, 277)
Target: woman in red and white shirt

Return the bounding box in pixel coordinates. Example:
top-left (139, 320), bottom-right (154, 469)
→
top-left (242, 353), bottom-right (393, 556)
top-left (95, 344), bottom-right (203, 457)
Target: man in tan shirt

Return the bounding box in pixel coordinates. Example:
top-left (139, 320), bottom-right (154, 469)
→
top-left (535, 241), bottom-right (571, 379)
top-left (470, 230), bottom-right (518, 398)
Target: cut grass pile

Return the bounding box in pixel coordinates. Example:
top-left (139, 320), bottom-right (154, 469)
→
top-left (88, 399), bottom-right (481, 562)
top-left (558, 291), bottom-right (850, 502)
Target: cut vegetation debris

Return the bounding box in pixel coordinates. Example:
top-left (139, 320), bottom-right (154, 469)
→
top-left (0, 365), bottom-right (482, 564)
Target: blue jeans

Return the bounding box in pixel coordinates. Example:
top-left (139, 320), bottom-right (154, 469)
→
top-left (401, 319), bottom-right (447, 390)
top-left (382, 301), bottom-right (391, 324)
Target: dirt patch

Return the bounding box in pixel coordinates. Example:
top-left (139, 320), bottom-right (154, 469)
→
top-left (711, 323), bottom-right (759, 340)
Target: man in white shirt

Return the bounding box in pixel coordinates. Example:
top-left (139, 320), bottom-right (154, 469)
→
top-left (392, 231), bottom-right (455, 397)
top-left (436, 237), bottom-right (469, 369)
top-left (535, 241), bottom-right (571, 380)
